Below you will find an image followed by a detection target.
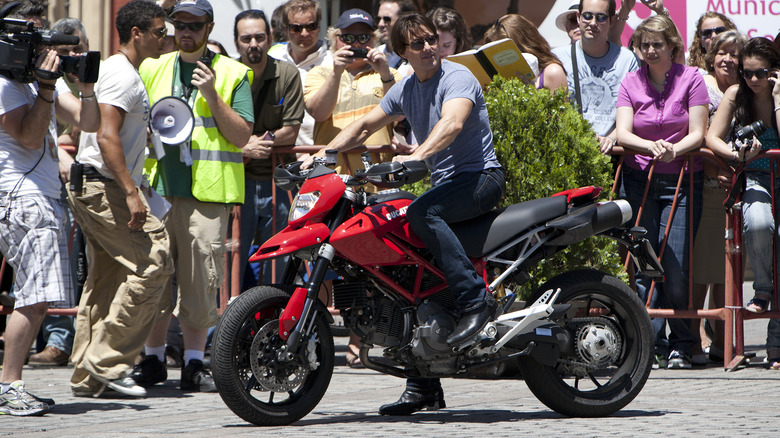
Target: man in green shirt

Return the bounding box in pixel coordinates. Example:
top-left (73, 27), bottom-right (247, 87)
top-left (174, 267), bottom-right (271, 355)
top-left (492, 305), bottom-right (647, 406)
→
top-left (234, 9), bottom-right (303, 288)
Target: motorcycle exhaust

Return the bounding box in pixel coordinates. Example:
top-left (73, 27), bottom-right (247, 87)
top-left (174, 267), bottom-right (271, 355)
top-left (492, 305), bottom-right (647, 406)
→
top-left (546, 199), bottom-right (632, 246)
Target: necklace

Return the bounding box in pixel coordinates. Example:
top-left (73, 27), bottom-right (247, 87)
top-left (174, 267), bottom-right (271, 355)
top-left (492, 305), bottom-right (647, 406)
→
top-left (117, 49), bottom-right (137, 69)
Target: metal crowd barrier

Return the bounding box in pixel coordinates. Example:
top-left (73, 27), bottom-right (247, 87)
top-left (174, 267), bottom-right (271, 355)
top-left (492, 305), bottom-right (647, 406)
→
top-left (611, 147), bottom-right (780, 371)
top-left (5, 144), bottom-right (777, 373)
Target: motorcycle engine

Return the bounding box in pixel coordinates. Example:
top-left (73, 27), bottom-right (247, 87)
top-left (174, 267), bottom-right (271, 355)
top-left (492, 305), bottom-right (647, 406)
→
top-left (409, 300), bottom-right (456, 363)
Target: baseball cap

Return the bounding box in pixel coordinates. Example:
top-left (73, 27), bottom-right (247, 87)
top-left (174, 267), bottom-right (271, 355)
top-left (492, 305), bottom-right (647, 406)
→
top-left (336, 8), bottom-right (374, 30)
top-left (555, 0), bottom-right (579, 32)
top-left (172, 0), bottom-right (213, 20)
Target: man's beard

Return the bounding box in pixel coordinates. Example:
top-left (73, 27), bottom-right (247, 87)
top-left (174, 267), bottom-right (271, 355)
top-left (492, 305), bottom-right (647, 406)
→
top-left (245, 49), bottom-right (264, 64)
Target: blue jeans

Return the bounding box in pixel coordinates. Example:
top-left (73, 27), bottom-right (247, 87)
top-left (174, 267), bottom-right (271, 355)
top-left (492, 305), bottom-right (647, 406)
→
top-left (40, 315), bottom-right (74, 354)
top-left (741, 172), bottom-right (780, 350)
top-left (407, 168), bottom-right (505, 312)
top-left (239, 179), bottom-right (292, 289)
top-left (621, 166), bottom-right (702, 356)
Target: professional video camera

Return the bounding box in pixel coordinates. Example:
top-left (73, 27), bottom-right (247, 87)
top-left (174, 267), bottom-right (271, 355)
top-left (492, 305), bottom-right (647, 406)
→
top-left (0, 4), bottom-right (99, 83)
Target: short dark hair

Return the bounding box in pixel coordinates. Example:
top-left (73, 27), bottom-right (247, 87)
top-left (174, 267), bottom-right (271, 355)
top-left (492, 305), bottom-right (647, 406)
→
top-left (380, 0), bottom-right (417, 15)
top-left (116, 0), bottom-right (165, 45)
top-left (578, 0), bottom-right (616, 16)
top-left (234, 9), bottom-right (269, 42)
top-left (7, 0), bottom-right (47, 27)
top-left (391, 13), bottom-right (436, 58)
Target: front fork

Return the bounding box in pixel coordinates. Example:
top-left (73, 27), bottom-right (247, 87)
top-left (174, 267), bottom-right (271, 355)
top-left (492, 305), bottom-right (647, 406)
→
top-left (278, 243), bottom-right (336, 352)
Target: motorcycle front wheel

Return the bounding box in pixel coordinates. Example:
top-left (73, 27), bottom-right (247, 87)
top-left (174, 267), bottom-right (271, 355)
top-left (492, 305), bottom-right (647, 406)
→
top-left (518, 269), bottom-right (653, 417)
top-left (212, 285), bottom-right (335, 426)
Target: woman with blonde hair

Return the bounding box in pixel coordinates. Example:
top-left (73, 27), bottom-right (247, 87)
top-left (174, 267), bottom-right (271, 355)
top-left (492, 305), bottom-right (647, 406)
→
top-left (687, 11), bottom-right (737, 72)
top-left (692, 30), bottom-right (747, 363)
top-left (616, 14), bottom-right (710, 369)
top-left (482, 14), bottom-right (566, 91)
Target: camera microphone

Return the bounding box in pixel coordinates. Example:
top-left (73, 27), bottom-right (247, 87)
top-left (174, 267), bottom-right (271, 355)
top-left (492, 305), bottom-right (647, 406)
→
top-left (41, 31), bottom-right (79, 46)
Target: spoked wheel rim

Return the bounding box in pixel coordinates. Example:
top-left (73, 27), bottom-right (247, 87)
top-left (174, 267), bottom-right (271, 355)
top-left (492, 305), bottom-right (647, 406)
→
top-left (231, 303), bottom-right (319, 406)
top-left (553, 291), bottom-right (641, 397)
top-left (212, 286), bottom-right (334, 425)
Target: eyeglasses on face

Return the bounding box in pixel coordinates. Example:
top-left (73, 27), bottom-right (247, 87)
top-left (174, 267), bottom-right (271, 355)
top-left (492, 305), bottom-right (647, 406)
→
top-left (740, 68), bottom-right (770, 80)
top-left (701, 26), bottom-right (727, 39)
top-left (147, 26), bottom-right (167, 39)
top-left (406, 34), bottom-right (439, 51)
top-left (238, 33), bottom-right (267, 44)
top-left (639, 41), bottom-right (666, 51)
top-left (378, 16), bottom-right (393, 24)
top-left (337, 33), bottom-right (372, 45)
top-left (580, 11), bottom-right (609, 23)
top-left (172, 20), bottom-right (208, 32)
top-left (288, 21), bottom-right (319, 33)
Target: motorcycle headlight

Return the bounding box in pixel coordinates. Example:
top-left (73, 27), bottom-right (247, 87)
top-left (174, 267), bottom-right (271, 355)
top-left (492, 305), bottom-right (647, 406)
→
top-left (289, 190), bottom-right (321, 222)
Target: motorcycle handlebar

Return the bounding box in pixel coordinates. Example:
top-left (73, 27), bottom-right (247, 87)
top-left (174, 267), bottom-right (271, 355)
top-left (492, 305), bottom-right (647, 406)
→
top-left (273, 160), bottom-right (429, 191)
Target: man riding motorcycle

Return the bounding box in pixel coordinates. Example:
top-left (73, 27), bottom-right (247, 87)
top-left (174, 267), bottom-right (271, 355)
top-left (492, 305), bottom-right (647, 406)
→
top-left (303, 12), bottom-right (504, 415)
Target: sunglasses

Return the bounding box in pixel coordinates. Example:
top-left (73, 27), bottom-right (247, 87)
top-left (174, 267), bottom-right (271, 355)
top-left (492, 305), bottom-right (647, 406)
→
top-left (406, 34), bottom-right (439, 51)
top-left (740, 68), bottom-right (771, 79)
top-left (288, 21), bottom-right (319, 33)
top-left (338, 33), bottom-right (372, 45)
top-left (172, 20), bottom-right (208, 32)
top-left (378, 16), bottom-right (392, 24)
top-left (580, 11), bottom-right (610, 23)
top-left (147, 26), bottom-right (167, 39)
top-left (639, 41), bottom-right (666, 51)
top-left (701, 26), bottom-right (727, 39)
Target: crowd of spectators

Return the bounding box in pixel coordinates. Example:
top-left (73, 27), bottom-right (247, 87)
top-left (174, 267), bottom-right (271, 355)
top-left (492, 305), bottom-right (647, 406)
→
top-left (2, 0), bottom-right (780, 418)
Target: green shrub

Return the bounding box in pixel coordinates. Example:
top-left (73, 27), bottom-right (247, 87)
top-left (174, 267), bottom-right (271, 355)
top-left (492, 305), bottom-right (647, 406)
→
top-left (485, 76), bottom-right (624, 299)
top-left (406, 76), bottom-right (626, 300)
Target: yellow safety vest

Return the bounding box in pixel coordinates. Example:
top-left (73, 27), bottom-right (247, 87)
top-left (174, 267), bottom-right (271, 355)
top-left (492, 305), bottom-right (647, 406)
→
top-left (140, 52), bottom-right (252, 204)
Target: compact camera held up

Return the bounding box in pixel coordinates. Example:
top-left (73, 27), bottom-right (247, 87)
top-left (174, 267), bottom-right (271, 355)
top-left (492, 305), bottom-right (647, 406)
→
top-left (0, 3), bottom-right (99, 83)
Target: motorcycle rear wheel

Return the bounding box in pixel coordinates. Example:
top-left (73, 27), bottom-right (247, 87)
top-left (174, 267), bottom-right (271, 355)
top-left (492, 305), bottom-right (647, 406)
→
top-left (212, 285), bottom-right (335, 426)
top-left (518, 269), bottom-right (652, 417)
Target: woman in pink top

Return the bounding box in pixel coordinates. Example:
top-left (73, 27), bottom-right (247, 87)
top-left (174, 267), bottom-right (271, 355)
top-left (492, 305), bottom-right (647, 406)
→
top-left (615, 15), bottom-right (710, 370)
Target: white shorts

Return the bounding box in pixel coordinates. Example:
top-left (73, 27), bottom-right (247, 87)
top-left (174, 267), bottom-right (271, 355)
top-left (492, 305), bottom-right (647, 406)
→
top-left (0, 193), bottom-right (73, 309)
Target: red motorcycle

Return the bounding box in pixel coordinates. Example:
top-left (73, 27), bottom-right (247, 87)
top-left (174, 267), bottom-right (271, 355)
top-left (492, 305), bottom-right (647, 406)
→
top-left (211, 157), bottom-right (663, 426)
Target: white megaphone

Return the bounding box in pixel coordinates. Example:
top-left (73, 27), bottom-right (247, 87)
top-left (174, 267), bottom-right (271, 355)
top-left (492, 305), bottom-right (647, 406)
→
top-left (149, 96), bottom-right (194, 145)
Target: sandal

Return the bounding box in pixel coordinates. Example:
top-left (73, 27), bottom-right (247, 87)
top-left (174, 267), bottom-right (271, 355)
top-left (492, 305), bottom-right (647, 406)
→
top-left (746, 297), bottom-right (769, 314)
top-left (346, 352), bottom-right (364, 369)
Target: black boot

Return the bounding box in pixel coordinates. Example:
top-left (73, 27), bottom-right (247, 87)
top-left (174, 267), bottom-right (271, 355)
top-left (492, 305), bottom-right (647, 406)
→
top-left (447, 300), bottom-right (497, 346)
top-left (378, 388), bottom-right (446, 415)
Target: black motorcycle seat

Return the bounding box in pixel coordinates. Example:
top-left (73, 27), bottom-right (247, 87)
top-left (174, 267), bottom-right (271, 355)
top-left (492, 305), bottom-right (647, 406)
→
top-left (451, 196), bottom-right (568, 258)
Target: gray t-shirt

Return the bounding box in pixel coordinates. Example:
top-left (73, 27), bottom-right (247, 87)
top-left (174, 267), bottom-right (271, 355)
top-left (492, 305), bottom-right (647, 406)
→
top-left (380, 60), bottom-right (500, 186)
top-left (553, 41), bottom-right (639, 137)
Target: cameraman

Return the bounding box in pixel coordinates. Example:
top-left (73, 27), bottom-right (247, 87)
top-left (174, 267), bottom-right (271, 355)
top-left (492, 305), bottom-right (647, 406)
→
top-left (0, 3), bottom-right (100, 415)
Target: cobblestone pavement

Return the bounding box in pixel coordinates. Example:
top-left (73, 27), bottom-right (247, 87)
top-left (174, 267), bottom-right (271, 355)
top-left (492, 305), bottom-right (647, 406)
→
top-left (3, 314), bottom-right (778, 438)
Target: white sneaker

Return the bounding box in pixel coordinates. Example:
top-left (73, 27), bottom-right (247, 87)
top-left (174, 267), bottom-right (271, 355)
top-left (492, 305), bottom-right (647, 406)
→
top-left (0, 381), bottom-right (50, 416)
top-left (93, 375), bottom-right (147, 398)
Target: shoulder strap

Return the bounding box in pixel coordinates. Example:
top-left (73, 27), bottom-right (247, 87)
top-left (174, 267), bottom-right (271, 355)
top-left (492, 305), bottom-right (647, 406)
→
top-left (571, 42), bottom-right (583, 114)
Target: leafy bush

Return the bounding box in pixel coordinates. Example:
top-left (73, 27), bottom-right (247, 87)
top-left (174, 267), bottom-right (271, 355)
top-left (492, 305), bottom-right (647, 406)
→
top-left (407, 76), bottom-right (626, 300)
top-left (485, 76), bottom-right (624, 299)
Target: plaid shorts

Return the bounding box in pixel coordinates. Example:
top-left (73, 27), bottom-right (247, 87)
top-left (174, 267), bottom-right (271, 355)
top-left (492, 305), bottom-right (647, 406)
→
top-left (0, 193), bottom-right (73, 309)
